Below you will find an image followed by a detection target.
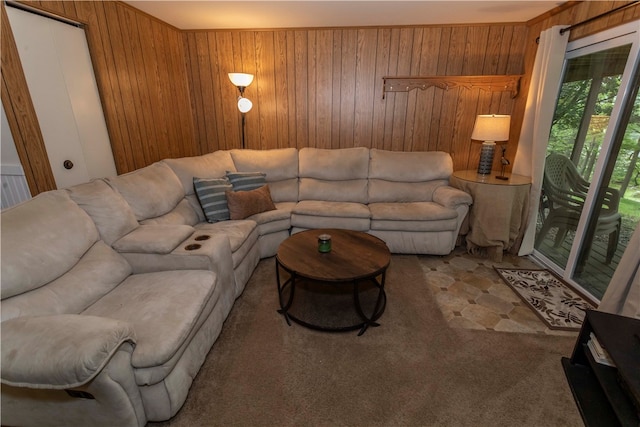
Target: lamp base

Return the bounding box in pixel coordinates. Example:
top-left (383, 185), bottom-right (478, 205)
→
top-left (477, 141), bottom-right (495, 175)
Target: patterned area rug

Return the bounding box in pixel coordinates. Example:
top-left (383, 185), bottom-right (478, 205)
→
top-left (494, 268), bottom-right (595, 331)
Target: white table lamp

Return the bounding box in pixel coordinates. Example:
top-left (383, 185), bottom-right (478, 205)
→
top-left (471, 114), bottom-right (511, 175)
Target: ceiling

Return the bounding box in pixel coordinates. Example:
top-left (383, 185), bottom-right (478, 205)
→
top-left (123, 1), bottom-right (566, 30)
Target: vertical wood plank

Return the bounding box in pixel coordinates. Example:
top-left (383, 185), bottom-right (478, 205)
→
top-left (354, 29), bottom-right (378, 147)
top-left (426, 27), bottom-right (451, 152)
top-left (119, 5), bottom-right (155, 164)
top-left (306, 31), bottom-right (317, 148)
top-left (273, 31), bottom-right (290, 148)
top-left (371, 28), bottom-right (391, 150)
top-left (286, 30), bottom-right (297, 148)
top-left (294, 30), bottom-right (308, 149)
top-left (455, 26), bottom-right (489, 170)
top-left (195, 32), bottom-right (217, 151)
top-left (215, 32), bottom-right (239, 150)
top-left (95, 1), bottom-right (135, 172)
top-left (412, 27), bottom-right (441, 152)
top-left (184, 32), bottom-right (206, 153)
top-left (256, 31), bottom-right (277, 150)
top-left (315, 30), bottom-right (333, 149)
top-left (403, 27), bottom-right (424, 151)
top-left (390, 28), bottom-right (414, 151)
top-left (331, 29), bottom-right (343, 149)
top-left (238, 32), bottom-right (257, 149)
top-left (339, 29), bottom-right (357, 148)
top-left (382, 28), bottom-right (401, 151)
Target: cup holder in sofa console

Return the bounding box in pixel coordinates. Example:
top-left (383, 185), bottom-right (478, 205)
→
top-left (194, 235), bottom-right (211, 241)
top-left (184, 243), bottom-right (202, 251)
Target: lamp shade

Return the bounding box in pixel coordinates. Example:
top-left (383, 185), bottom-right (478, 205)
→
top-left (237, 97), bottom-right (253, 113)
top-left (228, 73), bottom-right (254, 88)
top-left (471, 114), bottom-right (511, 142)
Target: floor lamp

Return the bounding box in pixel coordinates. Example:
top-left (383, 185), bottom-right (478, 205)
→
top-left (228, 73), bottom-right (254, 149)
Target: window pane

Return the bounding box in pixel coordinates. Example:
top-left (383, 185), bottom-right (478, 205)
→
top-left (535, 44), bottom-right (631, 294)
top-left (573, 79), bottom-right (640, 299)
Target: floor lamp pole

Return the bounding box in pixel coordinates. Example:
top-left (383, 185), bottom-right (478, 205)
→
top-left (241, 113), bottom-right (246, 149)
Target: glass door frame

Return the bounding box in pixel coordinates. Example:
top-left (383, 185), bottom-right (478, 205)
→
top-left (532, 20), bottom-right (640, 302)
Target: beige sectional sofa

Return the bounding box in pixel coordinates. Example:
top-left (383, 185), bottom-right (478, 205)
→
top-left (0, 147), bottom-right (472, 426)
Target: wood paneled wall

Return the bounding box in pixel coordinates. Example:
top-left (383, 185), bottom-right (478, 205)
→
top-left (185, 25), bottom-right (528, 171)
top-left (2, 1), bottom-right (639, 194)
top-left (529, 1), bottom-right (640, 42)
top-left (513, 1), bottom-right (640, 170)
top-left (3, 0), bottom-right (196, 179)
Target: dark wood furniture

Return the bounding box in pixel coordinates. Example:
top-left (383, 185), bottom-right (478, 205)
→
top-left (275, 229), bottom-right (390, 336)
top-left (562, 310), bottom-right (640, 427)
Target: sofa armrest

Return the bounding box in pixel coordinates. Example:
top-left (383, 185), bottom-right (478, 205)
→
top-left (120, 233), bottom-right (236, 283)
top-left (1, 315), bottom-right (136, 389)
top-left (113, 224), bottom-right (195, 254)
top-left (433, 185), bottom-right (473, 208)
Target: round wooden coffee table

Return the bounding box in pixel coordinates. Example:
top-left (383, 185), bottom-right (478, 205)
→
top-left (275, 229), bottom-right (391, 335)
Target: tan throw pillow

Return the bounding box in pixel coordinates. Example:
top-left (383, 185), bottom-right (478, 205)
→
top-left (226, 185), bottom-right (276, 220)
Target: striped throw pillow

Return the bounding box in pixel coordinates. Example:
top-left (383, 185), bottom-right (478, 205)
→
top-left (193, 177), bottom-right (233, 222)
top-left (226, 171), bottom-right (267, 192)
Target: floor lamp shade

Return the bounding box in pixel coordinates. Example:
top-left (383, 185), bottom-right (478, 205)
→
top-left (228, 72), bottom-right (255, 148)
top-left (471, 114), bottom-right (510, 174)
top-left (228, 73), bottom-right (254, 89)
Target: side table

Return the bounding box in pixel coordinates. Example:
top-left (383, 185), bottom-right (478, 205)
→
top-left (450, 170), bottom-right (531, 262)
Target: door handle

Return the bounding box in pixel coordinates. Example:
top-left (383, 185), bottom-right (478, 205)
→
top-left (63, 160), bottom-right (74, 170)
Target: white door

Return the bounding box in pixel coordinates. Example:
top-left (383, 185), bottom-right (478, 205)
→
top-left (6, 6), bottom-right (117, 189)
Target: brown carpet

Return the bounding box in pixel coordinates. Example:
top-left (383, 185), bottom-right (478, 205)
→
top-left (151, 255), bottom-right (583, 427)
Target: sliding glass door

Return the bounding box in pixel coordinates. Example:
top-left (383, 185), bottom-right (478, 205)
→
top-left (534, 21), bottom-right (640, 301)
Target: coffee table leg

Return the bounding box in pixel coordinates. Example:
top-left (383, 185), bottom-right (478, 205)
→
top-left (353, 272), bottom-right (387, 336)
top-left (276, 260), bottom-right (295, 326)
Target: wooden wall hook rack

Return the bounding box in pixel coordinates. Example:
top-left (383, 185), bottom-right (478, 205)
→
top-left (382, 75), bottom-right (522, 99)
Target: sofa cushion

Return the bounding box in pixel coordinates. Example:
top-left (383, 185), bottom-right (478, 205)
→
top-left (67, 179), bottom-right (139, 245)
top-left (230, 148), bottom-right (299, 202)
top-left (193, 177), bottom-right (233, 222)
top-left (368, 150), bottom-right (453, 203)
top-left (266, 179), bottom-right (299, 203)
top-left (369, 149), bottom-right (453, 181)
top-left (226, 185), bottom-right (276, 220)
top-left (368, 180), bottom-right (447, 203)
top-left (195, 220), bottom-right (257, 254)
top-left (299, 147), bottom-right (369, 180)
top-left (113, 225), bottom-right (195, 254)
top-left (243, 202), bottom-right (293, 235)
top-left (299, 178), bottom-right (368, 203)
top-left (1, 191), bottom-right (99, 299)
top-left (293, 200), bottom-right (371, 218)
top-left (369, 202), bottom-right (459, 232)
top-left (107, 162), bottom-right (185, 221)
top-left (231, 148), bottom-right (298, 181)
top-left (81, 270), bottom-right (218, 376)
top-left (291, 200), bottom-right (371, 231)
top-left (140, 198), bottom-right (200, 227)
top-left (1, 241), bottom-right (132, 321)
top-left (163, 150), bottom-right (235, 195)
top-left (298, 147), bottom-right (369, 203)
top-left (226, 171), bottom-right (267, 191)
